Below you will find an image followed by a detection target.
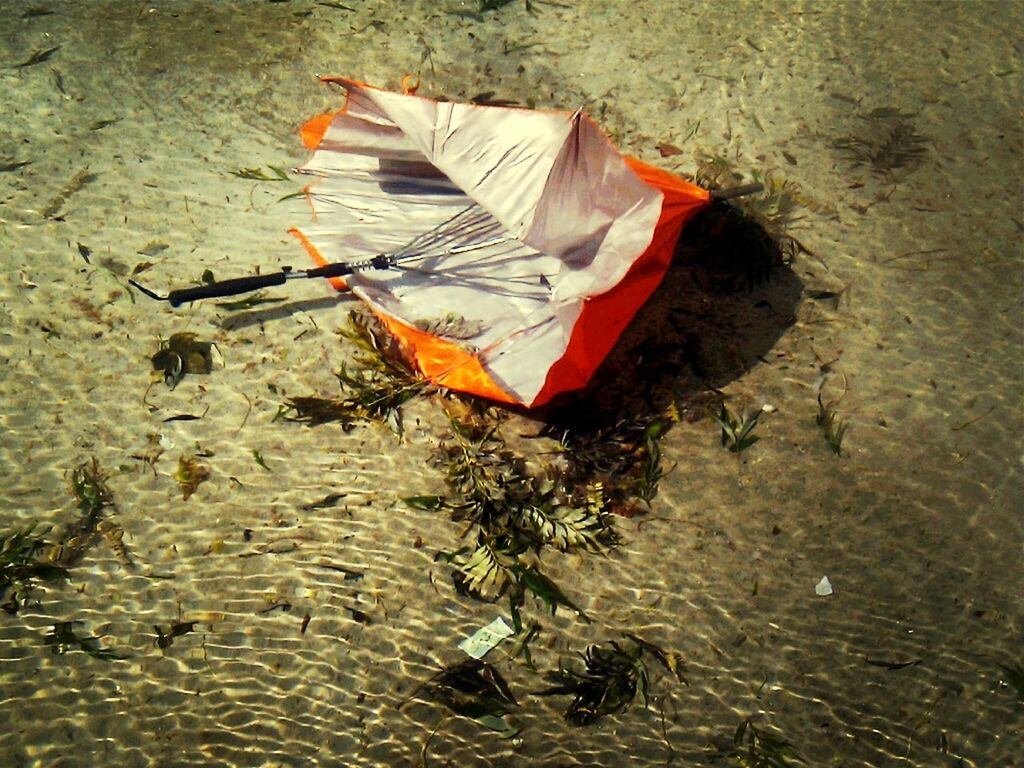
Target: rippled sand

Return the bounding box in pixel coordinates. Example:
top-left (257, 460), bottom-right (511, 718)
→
top-left (1, 2), bottom-right (1020, 766)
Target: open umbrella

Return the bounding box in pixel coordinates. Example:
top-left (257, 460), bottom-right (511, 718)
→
top-left (140, 78), bottom-right (753, 408)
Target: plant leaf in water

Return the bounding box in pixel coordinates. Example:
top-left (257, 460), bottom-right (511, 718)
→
top-left (0, 525), bottom-right (69, 614)
top-left (0, 160), bottom-right (31, 173)
top-left (713, 403), bottom-right (761, 453)
top-left (13, 45), bottom-right (60, 68)
top-left (518, 482), bottom-right (611, 552)
top-left (175, 454), bottom-right (210, 500)
top-left (215, 291), bottom-right (285, 311)
top-left (732, 717), bottom-right (804, 767)
top-left (154, 621), bottom-right (197, 650)
top-left (44, 621), bottom-right (127, 661)
top-left (816, 395), bottom-right (848, 456)
top-left (536, 641), bottom-right (648, 726)
top-left (625, 632), bottom-right (687, 684)
top-left (252, 449), bottom-right (270, 471)
top-left (447, 535), bottom-right (522, 599)
top-left (833, 112), bottom-right (929, 176)
top-left (280, 312), bottom-right (426, 435)
top-left (404, 495), bottom-right (446, 511)
top-left (230, 166), bottom-right (290, 181)
top-left (421, 658), bottom-right (518, 720)
top-left (513, 565), bottom-right (588, 620)
top-left (278, 396), bottom-right (358, 429)
top-left (69, 457), bottom-right (115, 520)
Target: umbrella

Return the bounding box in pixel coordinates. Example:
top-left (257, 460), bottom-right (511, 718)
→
top-left (140, 78), bottom-right (754, 408)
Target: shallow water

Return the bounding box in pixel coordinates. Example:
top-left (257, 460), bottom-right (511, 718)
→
top-left (1, 1), bottom-right (1021, 766)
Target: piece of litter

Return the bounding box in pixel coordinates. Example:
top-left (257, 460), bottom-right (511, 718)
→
top-left (458, 617), bottom-right (514, 659)
top-left (815, 576), bottom-right (834, 596)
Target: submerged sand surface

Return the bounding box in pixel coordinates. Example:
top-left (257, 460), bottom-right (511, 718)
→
top-left (0, 1), bottom-right (1021, 766)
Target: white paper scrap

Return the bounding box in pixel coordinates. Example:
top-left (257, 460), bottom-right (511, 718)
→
top-left (815, 576), bottom-right (834, 596)
top-left (458, 617), bottom-right (515, 659)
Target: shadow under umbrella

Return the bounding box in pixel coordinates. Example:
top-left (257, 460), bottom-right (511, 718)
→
top-left (528, 198), bottom-right (805, 510)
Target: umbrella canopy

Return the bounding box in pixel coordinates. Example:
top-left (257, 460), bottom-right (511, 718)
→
top-left (290, 78), bottom-right (711, 408)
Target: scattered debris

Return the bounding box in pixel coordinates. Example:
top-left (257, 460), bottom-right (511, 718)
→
top-left (458, 616), bottom-right (514, 659)
top-left (44, 621), bottom-right (126, 661)
top-left (151, 333), bottom-right (216, 390)
top-left (154, 621), bottom-right (197, 650)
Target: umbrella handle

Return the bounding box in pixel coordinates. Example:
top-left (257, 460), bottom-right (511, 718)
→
top-left (130, 261), bottom-right (364, 307)
top-left (710, 183), bottom-right (764, 201)
top-left (163, 271), bottom-right (291, 307)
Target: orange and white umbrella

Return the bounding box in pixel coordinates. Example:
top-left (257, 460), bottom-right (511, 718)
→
top-left (288, 78), bottom-right (712, 408)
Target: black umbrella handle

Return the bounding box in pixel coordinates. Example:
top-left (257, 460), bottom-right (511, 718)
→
top-left (131, 255), bottom-right (394, 307)
top-left (165, 271), bottom-right (291, 307)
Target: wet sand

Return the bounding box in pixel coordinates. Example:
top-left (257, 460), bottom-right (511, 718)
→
top-left (0, 1), bottom-right (1021, 766)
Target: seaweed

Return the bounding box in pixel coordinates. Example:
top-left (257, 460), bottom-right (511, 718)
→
top-left (215, 291), bottom-right (285, 311)
top-left (70, 457), bottom-right (114, 521)
top-left (816, 394), bottom-right (848, 456)
top-left (12, 45), bottom-right (61, 69)
top-left (49, 458), bottom-right (129, 570)
top-left (553, 412), bottom-right (672, 508)
top-left (279, 312), bottom-right (426, 435)
top-left (713, 403), bottom-right (761, 453)
top-left (230, 166), bottom-right (290, 181)
top-left (175, 454), bottom-right (210, 500)
top-left (0, 160), bottom-right (31, 173)
top-left (277, 396), bottom-right (358, 428)
top-left (0, 526), bottom-right (69, 614)
top-left (42, 167), bottom-right (97, 219)
top-left (418, 658), bottom-right (518, 724)
top-left (833, 110), bottom-right (929, 176)
top-left (252, 449), bottom-right (271, 471)
top-left (730, 718), bottom-right (803, 767)
top-left (536, 641), bottom-right (649, 726)
top-left (43, 621), bottom-right (127, 661)
top-left (154, 621), bottom-right (197, 650)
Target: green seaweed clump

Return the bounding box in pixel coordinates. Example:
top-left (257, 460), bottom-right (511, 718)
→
top-left (70, 457), bottom-right (114, 521)
top-left (536, 640), bottom-right (649, 726)
top-left (553, 413), bottom-right (672, 511)
top-left (0, 526), bottom-right (69, 614)
top-left (424, 417), bottom-right (615, 605)
top-left (415, 658), bottom-right (519, 737)
top-left (713, 403), bottom-right (761, 453)
top-left (833, 108), bottom-right (929, 176)
top-left (175, 454), bottom-right (210, 500)
top-left (816, 395), bottom-right (848, 456)
top-left (43, 621), bottom-right (126, 661)
top-left (730, 718), bottom-right (803, 767)
top-left (279, 312), bottom-right (426, 435)
top-left (57, 459), bottom-right (132, 568)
